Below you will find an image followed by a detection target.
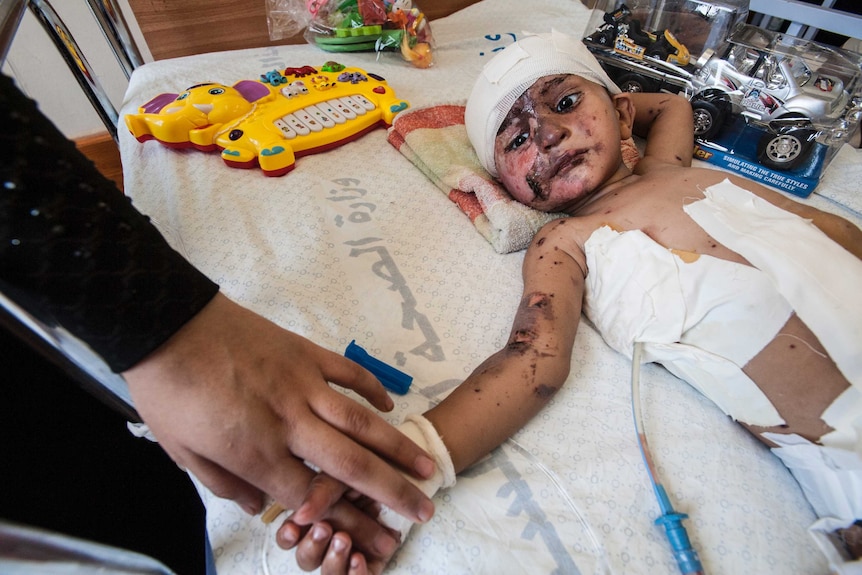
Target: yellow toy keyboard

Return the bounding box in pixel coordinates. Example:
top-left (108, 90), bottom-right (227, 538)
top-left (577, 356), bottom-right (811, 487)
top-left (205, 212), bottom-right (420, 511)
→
top-left (125, 62), bottom-right (409, 177)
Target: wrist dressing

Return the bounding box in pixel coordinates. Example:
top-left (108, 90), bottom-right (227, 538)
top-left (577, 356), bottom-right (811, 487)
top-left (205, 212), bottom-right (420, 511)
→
top-left (378, 413), bottom-right (456, 541)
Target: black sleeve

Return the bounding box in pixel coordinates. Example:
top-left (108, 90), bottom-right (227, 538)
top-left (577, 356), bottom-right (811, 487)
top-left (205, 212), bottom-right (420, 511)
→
top-left (0, 74), bottom-right (219, 373)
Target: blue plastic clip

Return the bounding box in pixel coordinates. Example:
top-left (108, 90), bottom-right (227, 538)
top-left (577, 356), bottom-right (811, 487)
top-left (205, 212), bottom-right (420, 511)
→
top-left (344, 340), bottom-right (413, 395)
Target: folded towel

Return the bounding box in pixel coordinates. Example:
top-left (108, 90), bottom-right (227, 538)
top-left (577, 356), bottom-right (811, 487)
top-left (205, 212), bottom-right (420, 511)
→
top-left (387, 102), bottom-right (640, 253)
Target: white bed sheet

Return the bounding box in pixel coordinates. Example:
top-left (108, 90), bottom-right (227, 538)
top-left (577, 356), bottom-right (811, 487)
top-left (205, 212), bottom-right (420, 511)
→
top-left (118, 1), bottom-right (862, 573)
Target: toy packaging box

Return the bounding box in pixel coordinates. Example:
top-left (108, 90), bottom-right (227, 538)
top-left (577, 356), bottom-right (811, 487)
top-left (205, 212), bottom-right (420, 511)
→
top-left (581, 0), bottom-right (747, 61)
top-left (580, 0), bottom-right (862, 197)
top-left (688, 25), bottom-right (862, 197)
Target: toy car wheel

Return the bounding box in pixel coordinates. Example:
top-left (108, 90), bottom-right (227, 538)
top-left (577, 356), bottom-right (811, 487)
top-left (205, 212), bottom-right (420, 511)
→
top-left (691, 100), bottom-right (724, 140)
top-left (594, 30), bottom-right (614, 47)
top-left (616, 73), bottom-right (657, 93)
top-left (756, 128), bottom-right (815, 170)
top-left (646, 47), bottom-right (669, 61)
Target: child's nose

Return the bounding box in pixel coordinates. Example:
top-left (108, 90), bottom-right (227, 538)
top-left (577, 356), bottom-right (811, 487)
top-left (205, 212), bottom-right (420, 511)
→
top-left (536, 117), bottom-right (569, 151)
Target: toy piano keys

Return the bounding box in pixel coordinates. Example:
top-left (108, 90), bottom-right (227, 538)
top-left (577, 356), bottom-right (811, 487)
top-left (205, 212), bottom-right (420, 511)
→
top-left (125, 62), bottom-right (409, 176)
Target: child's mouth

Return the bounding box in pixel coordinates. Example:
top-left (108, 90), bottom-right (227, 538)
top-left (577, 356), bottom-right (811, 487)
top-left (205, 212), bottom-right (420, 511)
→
top-left (537, 149), bottom-right (588, 182)
top-left (526, 175), bottom-right (546, 199)
top-left (553, 149), bottom-right (588, 177)
top-left (527, 149), bottom-right (588, 201)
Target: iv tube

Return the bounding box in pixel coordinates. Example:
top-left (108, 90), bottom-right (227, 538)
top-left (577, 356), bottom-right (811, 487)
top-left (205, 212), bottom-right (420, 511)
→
top-left (631, 342), bottom-right (705, 575)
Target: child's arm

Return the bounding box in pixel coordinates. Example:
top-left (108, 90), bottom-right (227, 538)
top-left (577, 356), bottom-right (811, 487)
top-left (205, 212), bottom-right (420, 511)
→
top-left (628, 92), bottom-right (693, 173)
top-left (278, 220), bottom-right (587, 573)
top-left (424, 219), bottom-right (584, 473)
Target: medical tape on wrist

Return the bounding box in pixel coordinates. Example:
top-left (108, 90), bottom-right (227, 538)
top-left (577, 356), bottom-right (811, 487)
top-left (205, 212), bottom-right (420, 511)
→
top-left (378, 413), bottom-right (456, 541)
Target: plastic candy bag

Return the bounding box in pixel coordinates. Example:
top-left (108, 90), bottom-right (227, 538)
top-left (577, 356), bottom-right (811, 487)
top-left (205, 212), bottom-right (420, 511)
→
top-left (266, 0), bottom-right (313, 40)
top-left (304, 0), bottom-right (434, 68)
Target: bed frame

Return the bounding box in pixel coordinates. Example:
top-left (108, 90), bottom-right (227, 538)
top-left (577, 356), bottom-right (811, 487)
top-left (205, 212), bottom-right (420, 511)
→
top-left (749, 0), bottom-right (862, 41)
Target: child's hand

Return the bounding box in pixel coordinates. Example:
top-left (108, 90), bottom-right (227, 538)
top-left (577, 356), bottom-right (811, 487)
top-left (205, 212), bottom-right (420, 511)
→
top-left (275, 414), bottom-right (456, 573)
top-left (276, 482), bottom-right (401, 575)
top-left (282, 520), bottom-right (395, 575)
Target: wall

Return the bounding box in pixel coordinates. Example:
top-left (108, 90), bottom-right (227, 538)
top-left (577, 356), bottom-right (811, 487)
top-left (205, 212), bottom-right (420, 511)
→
top-left (2, 0), bottom-right (151, 139)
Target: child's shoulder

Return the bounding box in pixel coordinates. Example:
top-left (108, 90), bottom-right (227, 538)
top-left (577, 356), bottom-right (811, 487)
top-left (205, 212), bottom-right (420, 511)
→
top-left (530, 215), bottom-right (583, 246)
top-left (521, 218), bottom-right (590, 288)
top-left (526, 215), bottom-right (604, 278)
top-left (530, 217), bottom-right (586, 249)
top-left (632, 155), bottom-right (686, 175)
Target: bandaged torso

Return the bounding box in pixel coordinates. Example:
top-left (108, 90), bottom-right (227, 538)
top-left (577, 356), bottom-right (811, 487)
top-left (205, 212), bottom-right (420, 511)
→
top-left (582, 178), bottom-right (862, 561)
top-left (581, 179), bottom-right (862, 431)
top-left (583, 223), bottom-right (792, 426)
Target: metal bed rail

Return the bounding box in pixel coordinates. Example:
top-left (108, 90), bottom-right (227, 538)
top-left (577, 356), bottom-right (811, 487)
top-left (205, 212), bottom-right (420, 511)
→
top-left (749, 0), bottom-right (862, 42)
top-left (1, 0), bottom-right (144, 141)
top-left (1, 0), bottom-right (144, 421)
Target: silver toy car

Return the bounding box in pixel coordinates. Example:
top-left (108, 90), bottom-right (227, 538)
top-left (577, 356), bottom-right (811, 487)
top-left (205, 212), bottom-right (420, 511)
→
top-left (689, 25), bottom-right (862, 170)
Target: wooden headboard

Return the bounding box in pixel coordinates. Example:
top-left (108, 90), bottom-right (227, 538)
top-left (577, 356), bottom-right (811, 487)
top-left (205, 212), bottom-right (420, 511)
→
top-left (128, 0), bottom-right (484, 61)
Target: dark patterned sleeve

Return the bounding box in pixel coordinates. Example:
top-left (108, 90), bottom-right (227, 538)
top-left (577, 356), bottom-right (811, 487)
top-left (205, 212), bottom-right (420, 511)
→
top-left (0, 74), bottom-right (219, 373)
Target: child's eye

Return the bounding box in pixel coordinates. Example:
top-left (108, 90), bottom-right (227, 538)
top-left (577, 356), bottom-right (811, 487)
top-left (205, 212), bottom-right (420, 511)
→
top-left (506, 132), bottom-right (530, 152)
top-left (555, 92), bottom-right (580, 113)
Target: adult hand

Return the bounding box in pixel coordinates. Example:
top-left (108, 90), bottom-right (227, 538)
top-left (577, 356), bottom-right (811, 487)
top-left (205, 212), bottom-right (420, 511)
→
top-left (123, 293), bottom-right (436, 557)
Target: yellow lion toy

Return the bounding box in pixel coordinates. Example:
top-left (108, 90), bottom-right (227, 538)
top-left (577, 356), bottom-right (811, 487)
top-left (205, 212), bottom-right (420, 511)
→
top-left (125, 62), bottom-right (409, 177)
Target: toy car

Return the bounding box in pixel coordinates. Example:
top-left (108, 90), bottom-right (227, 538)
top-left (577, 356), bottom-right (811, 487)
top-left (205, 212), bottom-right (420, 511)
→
top-left (689, 25), bottom-right (862, 170)
top-left (584, 4), bottom-right (693, 93)
top-left (585, 4), bottom-right (690, 65)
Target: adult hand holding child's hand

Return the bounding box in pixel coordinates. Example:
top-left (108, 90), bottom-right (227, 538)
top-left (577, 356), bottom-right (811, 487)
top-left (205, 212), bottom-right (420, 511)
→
top-left (123, 293), bottom-right (439, 563)
top-left (276, 414), bottom-right (457, 574)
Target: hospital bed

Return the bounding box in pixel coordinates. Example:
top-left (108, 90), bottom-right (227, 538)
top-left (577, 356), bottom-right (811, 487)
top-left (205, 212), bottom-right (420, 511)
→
top-left (6, 0), bottom-right (862, 572)
top-left (113, 1), bottom-right (862, 573)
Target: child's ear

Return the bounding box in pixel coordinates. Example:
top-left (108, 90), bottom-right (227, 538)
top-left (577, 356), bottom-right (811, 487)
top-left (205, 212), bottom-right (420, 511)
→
top-left (612, 93), bottom-right (636, 140)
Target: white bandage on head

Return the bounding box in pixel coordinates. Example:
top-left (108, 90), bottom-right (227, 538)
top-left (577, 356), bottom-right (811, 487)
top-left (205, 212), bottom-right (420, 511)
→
top-left (464, 29), bottom-right (621, 178)
top-left (378, 414), bottom-right (456, 542)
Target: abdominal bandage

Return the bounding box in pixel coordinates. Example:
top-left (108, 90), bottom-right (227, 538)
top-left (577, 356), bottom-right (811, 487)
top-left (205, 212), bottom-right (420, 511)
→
top-left (584, 224), bottom-right (793, 427)
top-left (684, 179), bottom-right (862, 392)
top-left (584, 179), bottom-right (861, 432)
top-left (584, 179), bottom-right (862, 545)
top-left (686, 180), bottom-right (862, 551)
top-left (378, 414), bottom-right (456, 541)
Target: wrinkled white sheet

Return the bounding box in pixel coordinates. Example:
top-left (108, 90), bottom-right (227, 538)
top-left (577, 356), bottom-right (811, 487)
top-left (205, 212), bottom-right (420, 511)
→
top-left (119, 0), bottom-right (862, 572)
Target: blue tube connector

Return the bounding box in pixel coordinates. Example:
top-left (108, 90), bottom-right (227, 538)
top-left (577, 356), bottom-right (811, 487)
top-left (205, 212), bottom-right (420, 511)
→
top-left (344, 340), bottom-right (413, 395)
top-left (655, 510), bottom-right (704, 575)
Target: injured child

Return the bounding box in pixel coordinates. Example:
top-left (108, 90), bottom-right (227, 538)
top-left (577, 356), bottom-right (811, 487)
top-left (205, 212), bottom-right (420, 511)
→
top-left (277, 30), bottom-right (862, 574)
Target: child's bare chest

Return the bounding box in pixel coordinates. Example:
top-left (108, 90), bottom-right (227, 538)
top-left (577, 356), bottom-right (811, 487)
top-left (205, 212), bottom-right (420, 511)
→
top-left (574, 171), bottom-right (748, 265)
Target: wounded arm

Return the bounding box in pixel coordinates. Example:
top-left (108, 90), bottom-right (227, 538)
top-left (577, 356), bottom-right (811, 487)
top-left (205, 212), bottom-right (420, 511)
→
top-left (425, 223), bottom-right (584, 473)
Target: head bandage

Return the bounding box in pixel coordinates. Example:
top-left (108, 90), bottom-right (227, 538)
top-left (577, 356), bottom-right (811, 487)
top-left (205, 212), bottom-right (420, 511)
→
top-left (465, 29), bottom-right (621, 178)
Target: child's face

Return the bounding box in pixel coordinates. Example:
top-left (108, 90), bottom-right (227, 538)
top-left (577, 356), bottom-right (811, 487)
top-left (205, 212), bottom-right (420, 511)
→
top-left (493, 74), bottom-right (630, 213)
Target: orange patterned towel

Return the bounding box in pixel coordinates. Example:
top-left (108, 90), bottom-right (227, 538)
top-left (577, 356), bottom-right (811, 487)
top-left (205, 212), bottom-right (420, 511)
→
top-left (387, 102), bottom-right (639, 253)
